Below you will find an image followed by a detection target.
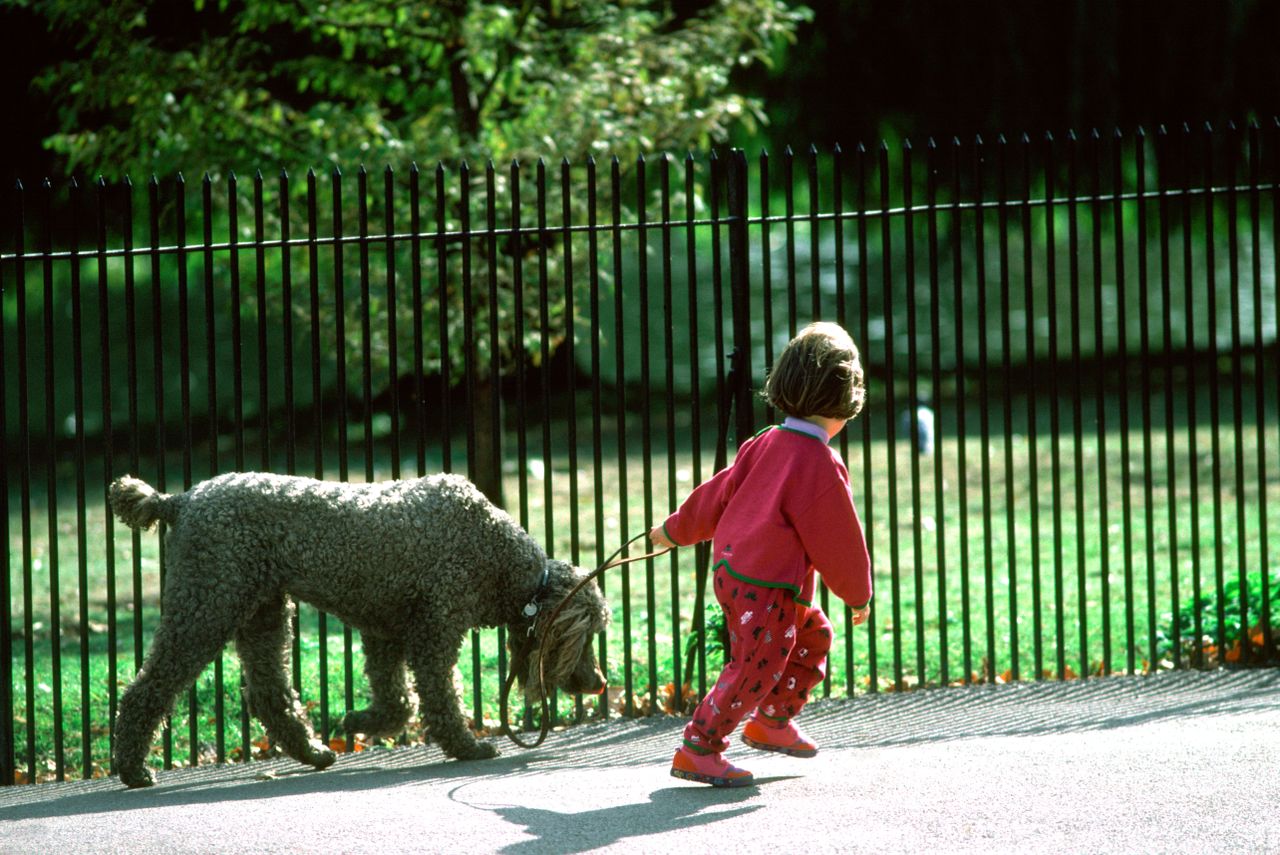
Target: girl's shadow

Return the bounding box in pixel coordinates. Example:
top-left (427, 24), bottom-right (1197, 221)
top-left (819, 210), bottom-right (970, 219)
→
top-left (466, 776), bottom-right (797, 854)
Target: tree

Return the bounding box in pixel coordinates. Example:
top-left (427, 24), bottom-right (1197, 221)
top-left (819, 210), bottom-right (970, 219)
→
top-left (27, 0), bottom-right (806, 176)
top-left (18, 0), bottom-right (809, 503)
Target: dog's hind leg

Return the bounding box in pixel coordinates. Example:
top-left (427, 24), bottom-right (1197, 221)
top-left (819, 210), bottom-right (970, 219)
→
top-left (405, 632), bottom-right (499, 760)
top-left (235, 594), bottom-right (337, 773)
top-left (342, 634), bottom-right (414, 739)
top-left (113, 613), bottom-right (237, 788)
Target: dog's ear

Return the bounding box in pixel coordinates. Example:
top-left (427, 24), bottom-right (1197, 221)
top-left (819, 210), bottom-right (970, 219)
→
top-left (506, 625), bottom-right (531, 690)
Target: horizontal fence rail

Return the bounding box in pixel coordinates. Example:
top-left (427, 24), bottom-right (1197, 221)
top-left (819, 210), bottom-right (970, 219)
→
top-left (3, 121), bottom-right (1280, 785)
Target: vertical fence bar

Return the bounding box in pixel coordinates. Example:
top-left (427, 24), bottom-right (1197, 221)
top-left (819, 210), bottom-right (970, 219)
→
top-left (1155, 127), bottom-right (1181, 669)
top-left (560, 157), bottom-right (584, 720)
top-left (281, 172), bottom-right (297, 482)
top-left (227, 172), bottom-right (250, 759)
top-left (507, 157), bottom-right (529, 728)
top-left (1067, 131), bottom-right (1090, 677)
top-left (1180, 124), bottom-right (1204, 667)
top-left (434, 164), bottom-right (453, 475)
top-left (808, 145), bottom-right (821, 323)
top-left (878, 142), bottom-right (903, 688)
top-left (610, 156), bottom-right (634, 715)
top-left (536, 158), bottom-right (554, 557)
top-left (511, 160), bottom-right (529, 537)
top-left (333, 166), bottom-right (356, 748)
top-left (759, 151), bottom-right (775, 426)
top-left (304, 168), bottom-right (329, 742)
top-left (996, 137), bottom-right (1019, 681)
top-left (358, 166), bottom-right (375, 488)
top-left (783, 146), bottom-right (797, 337)
top-left (409, 164), bottom-right (426, 476)
top-left (97, 180), bottom-right (119, 768)
top-left (1090, 130), bottom-right (1112, 675)
top-left (833, 143), bottom-right (857, 694)
top-left (683, 152), bottom-right (706, 698)
top-left (484, 161), bottom-right (504, 509)
top-left (122, 179), bottom-right (143, 709)
top-left (951, 137), bottom-right (972, 684)
top-left (1225, 124), bottom-right (1250, 665)
top-left (201, 174), bottom-right (219, 488)
top-left (925, 139), bottom-right (948, 687)
top-left (1203, 124), bottom-right (1227, 660)
top-left (587, 157), bottom-right (609, 710)
top-left (0, 191), bottom-right (11, 786)
top-left (41, 178), bottom-right (65, 780)
top-left (709, 151), bottom-right (727, 461)
top-left (636, 154), bottom-right (659, 714)
top-left (1110, 130), bottom-right (1136, 675)
top-left (1044, 133), bottom-right (1067, 679)
top-left (280, 170), bottom-right (303, 699)
top-left (487, 159), bottom-right (506, 726)
top-left (1248, 122), bottom-right (1272, 656)
top-left (1019, 134), bottom-right (1043, 680)
top-left (903, 140), bottom-right (926, 684)
top-left (1136, 128), bottom-right (1158, 670)
top-left (854, 143), bottom-right (878, 691)
top-left (659, 155), bottom-right (682, 701)
top-left (200, 174), bottom-right (224, 763)
top-left (176, 173), bottom-right (202, 767)
top-left (69, 178), bottom-right (91, 776)
top-left (727, 151), bottom-right (753, 468)
top-left (16, 179), bottom-right (38, 783)
top-left (972, 136), bottom-right (995, 683)
top-left (384, 166), bottom-right (401, 479)
top-left (536, 158), bottom-right (558, 719)
top-left (253, 171), bottom-right (271, 477)
top-left (228, 174), bottom-right (244, 474)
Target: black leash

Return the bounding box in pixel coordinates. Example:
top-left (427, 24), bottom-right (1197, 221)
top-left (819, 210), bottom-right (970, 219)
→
top-left (499, 532), bottom-right (670, 748)
top-left (498, 348), bottom-right (742, 747)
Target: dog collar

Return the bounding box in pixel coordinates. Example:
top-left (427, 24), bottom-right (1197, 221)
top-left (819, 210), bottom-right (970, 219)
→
top-left (521, 564), bottom-right (550, 622)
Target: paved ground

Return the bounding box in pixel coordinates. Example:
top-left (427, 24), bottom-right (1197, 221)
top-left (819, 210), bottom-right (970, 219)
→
top-left (2, 668), bottom-right (1277, 854)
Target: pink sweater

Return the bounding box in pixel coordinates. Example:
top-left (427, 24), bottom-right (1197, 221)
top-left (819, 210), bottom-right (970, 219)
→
top-left (662, 418), bottom-right (872, 609)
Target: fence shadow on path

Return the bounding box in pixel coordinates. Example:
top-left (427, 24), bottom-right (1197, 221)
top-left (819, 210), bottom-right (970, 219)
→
top-left (0, 667), bottom-right (1274, 828)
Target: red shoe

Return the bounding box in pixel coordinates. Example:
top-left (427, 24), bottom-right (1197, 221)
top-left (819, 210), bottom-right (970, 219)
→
top-left (670, 746), bottom-right (754, 788)
top-left (742, 716), bottom-right (819, 758)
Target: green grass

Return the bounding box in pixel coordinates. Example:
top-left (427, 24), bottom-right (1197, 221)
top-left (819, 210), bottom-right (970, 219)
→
top-left (7, 418), bottom-right (1280, 782)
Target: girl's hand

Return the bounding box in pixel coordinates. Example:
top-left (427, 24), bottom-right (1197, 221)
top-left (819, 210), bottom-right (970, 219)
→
top-left (649, 525), bottom-right (677, 550)
top-left (850, 604), bottom-right (871, 626)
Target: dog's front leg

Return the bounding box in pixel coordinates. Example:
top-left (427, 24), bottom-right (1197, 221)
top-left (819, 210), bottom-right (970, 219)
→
top-left (406, 632), bottom-right (499, 760)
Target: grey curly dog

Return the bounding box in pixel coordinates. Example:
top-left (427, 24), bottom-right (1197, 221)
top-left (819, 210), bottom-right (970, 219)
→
top-left (107, 471), bottom-right (610, 788)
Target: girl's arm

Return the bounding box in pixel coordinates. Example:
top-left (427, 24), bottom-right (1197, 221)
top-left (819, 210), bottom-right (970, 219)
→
top-left (654, 457), bottom-right (739, 547)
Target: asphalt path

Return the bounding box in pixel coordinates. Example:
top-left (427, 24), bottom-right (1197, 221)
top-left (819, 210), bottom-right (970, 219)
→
top-left (2, 668), bottom-right (1277, 854)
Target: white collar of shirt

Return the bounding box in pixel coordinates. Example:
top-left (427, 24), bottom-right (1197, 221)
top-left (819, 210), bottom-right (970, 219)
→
top-left (781, 416), bottom-right (830, 444)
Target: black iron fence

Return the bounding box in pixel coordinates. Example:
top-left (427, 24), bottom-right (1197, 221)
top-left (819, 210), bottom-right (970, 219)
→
top-left (3, 121), bottom-right (1280, 785)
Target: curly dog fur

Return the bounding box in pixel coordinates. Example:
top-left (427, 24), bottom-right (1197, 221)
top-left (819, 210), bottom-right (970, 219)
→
top-left (108, 471), bottom-right (610, 788)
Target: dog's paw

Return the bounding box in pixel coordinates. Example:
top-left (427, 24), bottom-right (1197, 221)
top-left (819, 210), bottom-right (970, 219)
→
top-left (306, 742), bottom-right (338, 771)
top-left (118, 766), bottom-right (156, 789)
top-left (453, 741), bottom-right (500, 761)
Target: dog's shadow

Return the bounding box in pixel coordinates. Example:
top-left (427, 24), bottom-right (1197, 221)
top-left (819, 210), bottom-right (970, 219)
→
top-left (466, 780), bottom-right (788, 854)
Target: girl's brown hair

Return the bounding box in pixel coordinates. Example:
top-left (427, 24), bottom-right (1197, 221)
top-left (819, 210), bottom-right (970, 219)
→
top-left (763, 322), bottom-right (866, 420)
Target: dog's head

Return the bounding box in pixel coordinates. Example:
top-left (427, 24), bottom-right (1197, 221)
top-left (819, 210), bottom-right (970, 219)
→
top-left (508, 559), bottom-right (611, 703)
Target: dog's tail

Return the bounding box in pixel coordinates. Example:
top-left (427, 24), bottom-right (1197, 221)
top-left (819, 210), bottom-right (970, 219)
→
top-left (109, 475), bottom-right (180, 531)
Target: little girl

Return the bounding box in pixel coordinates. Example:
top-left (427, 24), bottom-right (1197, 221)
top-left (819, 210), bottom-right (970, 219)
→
top-left (650, 321), bottom-right (873, 787)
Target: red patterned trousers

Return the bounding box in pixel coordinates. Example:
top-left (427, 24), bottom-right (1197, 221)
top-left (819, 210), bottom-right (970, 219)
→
top-left (682, 565), bottom-right (834, 755)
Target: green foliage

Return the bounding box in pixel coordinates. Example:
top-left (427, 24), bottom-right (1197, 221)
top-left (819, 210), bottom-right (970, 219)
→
top-left (1157, 570), bottom-right (1280, 662)
top-left (23, 0), bottom-right (809, 177)
top-left (683, 601), bottom-right (727, 676)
